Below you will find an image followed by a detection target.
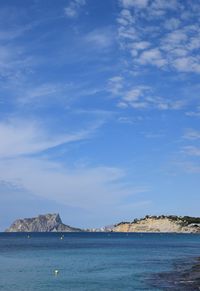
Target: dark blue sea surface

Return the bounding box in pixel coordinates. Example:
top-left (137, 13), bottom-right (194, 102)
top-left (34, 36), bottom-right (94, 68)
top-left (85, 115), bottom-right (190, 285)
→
top-left (0, 232), bottom-right (199, 290)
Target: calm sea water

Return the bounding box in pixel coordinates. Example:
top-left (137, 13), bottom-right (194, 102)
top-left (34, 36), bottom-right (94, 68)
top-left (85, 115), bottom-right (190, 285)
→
top-left (0, 232), bottom-right (199, 290)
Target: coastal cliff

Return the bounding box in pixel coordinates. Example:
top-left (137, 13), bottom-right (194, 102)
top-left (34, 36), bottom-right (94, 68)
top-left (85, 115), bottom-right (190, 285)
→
top-left (113, 215), bottom-right (200, 233)
top-left (5, 213), bottom-right (82, 232)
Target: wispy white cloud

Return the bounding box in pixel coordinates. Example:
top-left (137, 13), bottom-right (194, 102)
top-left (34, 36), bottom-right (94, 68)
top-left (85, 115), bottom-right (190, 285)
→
top-left (6, 78), bottom-right (104, 108)
top-left (118, 116), bottom-right (138, 124)
top-left (186, 106), bottom-right (200, 117)
top-left (182, 146), bottom-right (200, 157)
top-left (25, 84), bottom-right (59, 100)
top-left (108, 77), bottom-right (185, 111)
top-left (64, 0), bottom-right (86, 18)
top-left (0, 118), bottom-right (101, 158)
top-left (117, 8), bottom-right (135, 26)
top-left (151, 0), bottom-right (178, 11)
top-left (173, 57), bottom-right (200, 74)
top-left (130, 41), bottom-right (151, 53)
top-left (17, 82), bottom-right (68, 105)
top-left (0, 44), bottom-right (33, 79)
top-left (84, 28), bottom-right (115, 50)
top-left (174, 127), bottom-right (200, 174)
top-left (183, 129), bottom-right (200, 140)
top-left (123, 88), bottom-right (143, 101)
top-left (119, 0), bottom-right (149, 9)
top-left (107, 76), bottom-right (124, 95)
top-left (138, 48), bottom-right (167, 67)
top-left (0, 24), bottom-right (34, 41)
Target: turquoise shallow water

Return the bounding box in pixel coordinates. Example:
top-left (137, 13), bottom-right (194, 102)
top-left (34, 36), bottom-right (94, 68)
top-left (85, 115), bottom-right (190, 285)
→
top-left (0, 233), bottom-right (199, 290)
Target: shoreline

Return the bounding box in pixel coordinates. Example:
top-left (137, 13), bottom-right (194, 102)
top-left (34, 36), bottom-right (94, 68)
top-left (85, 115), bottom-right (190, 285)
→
top-left (149, 257), bottom-right (200, 290)
top-left (0, 230), bottom-right (200, 235)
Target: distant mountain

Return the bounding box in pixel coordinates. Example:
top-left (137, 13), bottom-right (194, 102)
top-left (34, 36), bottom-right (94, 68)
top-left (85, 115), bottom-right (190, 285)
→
top-left (112, 215), bottom-right (200, 233)
top-left (5, 214), bottom-right (200, 233)
top-left (5, 213), bottom-right (82, 232)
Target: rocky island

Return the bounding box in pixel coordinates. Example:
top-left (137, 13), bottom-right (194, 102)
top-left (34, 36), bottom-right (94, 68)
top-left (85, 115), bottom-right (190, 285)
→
top-left (5, 213), bottom-right (82, 232)
top-left (112, 215), bottom-right (200, 233)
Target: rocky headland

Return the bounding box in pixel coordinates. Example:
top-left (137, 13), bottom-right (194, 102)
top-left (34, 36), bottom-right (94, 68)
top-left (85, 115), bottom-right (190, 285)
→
top-left (5, 213), bottom-right (82, 232)
top-left (112, 215), bottom-right (200, 233)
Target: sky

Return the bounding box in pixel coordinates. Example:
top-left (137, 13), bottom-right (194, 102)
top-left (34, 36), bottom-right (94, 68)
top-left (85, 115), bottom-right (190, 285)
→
top-left (0, 0), bottom-right (200, 230)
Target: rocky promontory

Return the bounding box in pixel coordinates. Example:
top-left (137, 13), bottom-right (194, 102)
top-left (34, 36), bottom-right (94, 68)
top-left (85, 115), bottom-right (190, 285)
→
top-left (113, 215), bottom-right (200, 233)
top-left (5, 213), bottom-right (82, 232)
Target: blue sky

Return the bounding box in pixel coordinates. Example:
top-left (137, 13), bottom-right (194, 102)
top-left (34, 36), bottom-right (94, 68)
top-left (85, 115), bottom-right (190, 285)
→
top-left (0, 0), bottom-right (200, 229)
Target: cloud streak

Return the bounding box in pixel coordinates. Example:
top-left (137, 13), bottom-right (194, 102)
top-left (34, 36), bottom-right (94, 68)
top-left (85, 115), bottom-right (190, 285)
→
top-left (182, 146), bottom-right (200, 157)
top-left (183, 129), bottom-right (200, 140)
top-left (0, 118), bottom-right (101, 158)
top-left (120, 0), bottom-right (149, 9)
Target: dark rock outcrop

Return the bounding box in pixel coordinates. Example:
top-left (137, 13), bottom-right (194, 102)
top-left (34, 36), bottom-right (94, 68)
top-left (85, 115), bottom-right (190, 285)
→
top-left (149, 258), bottom-right (200, 290)
top-left (5, 213), bottom-right (82, 232)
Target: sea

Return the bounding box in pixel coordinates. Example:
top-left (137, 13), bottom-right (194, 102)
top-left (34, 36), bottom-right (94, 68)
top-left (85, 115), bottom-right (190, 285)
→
top-left (0, 232), bottom-right (199, 291)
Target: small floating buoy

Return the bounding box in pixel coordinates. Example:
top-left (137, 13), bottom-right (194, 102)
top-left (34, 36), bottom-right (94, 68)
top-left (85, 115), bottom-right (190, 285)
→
top-left (60, 234), bottom-right (64, 240)
top-left (54, 269), bottom-right (59, 275)
top-left (27, 235), bottom-right (30, 239)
